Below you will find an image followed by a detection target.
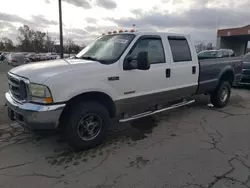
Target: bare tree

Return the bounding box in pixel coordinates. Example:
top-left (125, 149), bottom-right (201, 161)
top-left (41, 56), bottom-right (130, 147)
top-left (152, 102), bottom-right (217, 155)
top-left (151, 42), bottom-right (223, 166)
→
top-left (0, 37), bottom-right (14, 51)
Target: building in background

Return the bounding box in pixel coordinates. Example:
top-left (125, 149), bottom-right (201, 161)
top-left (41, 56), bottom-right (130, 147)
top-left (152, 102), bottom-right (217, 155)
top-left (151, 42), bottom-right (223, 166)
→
top-left (216, 25), bottom-right (250, 56)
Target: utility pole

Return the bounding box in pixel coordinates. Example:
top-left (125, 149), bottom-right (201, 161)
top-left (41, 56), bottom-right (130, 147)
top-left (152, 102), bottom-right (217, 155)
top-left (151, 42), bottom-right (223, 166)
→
top-left (58, 0), bottom-right (64, 58)
top-left (46, 30), bottom-right (49, 52)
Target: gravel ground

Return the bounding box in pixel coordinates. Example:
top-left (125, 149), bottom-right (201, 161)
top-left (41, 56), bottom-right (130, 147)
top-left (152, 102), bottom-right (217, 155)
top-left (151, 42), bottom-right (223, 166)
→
top-left (0, 63), bottom-right (250, 188)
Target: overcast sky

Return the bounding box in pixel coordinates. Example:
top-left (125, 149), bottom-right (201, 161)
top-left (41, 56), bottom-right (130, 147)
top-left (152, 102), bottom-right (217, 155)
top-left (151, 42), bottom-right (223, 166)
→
top-left (0, 0), bottom-right (250, 46)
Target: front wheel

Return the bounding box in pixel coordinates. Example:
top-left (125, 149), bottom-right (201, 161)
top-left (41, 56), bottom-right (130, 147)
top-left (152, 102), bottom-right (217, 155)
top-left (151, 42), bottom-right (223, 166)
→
top-left (210, 81), bottom-right (231, 108)
top-left (64, 101), bottom-right (111, 150)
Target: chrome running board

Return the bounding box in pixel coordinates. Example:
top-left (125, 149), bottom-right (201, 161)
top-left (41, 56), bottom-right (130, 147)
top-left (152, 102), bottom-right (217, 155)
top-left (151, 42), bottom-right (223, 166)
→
top-left (119, 99), bottom-right (195, 123)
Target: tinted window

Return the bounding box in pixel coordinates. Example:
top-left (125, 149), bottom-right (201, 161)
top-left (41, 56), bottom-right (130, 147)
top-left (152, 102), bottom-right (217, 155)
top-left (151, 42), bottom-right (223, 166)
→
top-left (128, 38), bottom-right (165, 64)
top-left (168, 37), bottom-right (192, 62)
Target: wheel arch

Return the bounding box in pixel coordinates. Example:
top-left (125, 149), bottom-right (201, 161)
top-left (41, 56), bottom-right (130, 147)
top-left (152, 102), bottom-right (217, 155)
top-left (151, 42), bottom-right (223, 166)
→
top-left (59, 91), bottom-right (116, 128)
top-left (218, 67), bottom-right (235, 86)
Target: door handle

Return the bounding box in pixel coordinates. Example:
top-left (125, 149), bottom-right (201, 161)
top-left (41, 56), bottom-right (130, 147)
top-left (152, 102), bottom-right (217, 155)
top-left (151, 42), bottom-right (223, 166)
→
top-left (192, 66), bottom-right (196, 74)
top-left (166, 69), bottom-right (171, 78)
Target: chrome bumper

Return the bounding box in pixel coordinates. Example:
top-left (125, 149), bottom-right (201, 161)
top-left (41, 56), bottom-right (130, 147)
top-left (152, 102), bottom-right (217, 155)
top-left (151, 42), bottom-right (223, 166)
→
top-left (5, 92), bottom-right (66, 130)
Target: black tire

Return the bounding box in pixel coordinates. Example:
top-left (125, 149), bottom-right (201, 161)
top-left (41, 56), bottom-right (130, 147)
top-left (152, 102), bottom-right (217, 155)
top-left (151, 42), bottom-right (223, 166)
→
top-left (210, 81), bottom-right (231, 108)
top-left (64, 101), bottom-right (111, 150)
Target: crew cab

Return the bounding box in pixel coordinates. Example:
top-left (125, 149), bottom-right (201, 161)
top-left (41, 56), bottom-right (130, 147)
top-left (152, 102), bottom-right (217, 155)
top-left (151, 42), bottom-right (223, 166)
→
top-left (5, 31), bottom-right (242, 150)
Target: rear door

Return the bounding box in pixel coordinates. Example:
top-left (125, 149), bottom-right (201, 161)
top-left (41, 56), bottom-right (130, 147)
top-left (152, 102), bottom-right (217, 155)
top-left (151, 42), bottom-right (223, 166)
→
top-left (166, 36), bottom-right (199, 99)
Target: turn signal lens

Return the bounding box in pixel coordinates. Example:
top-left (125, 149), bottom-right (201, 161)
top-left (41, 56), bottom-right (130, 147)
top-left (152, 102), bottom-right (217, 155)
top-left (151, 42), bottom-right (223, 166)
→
top-left (45, 97), bottom-right (53, 104)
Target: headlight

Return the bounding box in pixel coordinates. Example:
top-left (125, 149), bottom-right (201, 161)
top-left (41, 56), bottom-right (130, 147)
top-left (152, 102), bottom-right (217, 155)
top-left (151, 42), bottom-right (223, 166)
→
top-left (28, 83), bottom-right (53, 104)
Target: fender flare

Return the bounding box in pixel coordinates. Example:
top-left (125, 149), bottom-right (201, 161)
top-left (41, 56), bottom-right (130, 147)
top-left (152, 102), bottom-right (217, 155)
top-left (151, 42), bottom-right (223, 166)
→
top-left (218, 66), bottom-right (235, 84)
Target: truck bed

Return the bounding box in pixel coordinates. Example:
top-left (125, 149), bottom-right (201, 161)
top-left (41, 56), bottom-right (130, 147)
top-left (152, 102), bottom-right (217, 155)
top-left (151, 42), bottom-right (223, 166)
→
top-left (197, 56), bottom-right (242, 94)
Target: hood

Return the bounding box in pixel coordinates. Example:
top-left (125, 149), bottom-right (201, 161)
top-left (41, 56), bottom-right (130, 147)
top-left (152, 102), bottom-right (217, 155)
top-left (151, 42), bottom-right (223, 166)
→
top-left (243, 61), bottom-right (250, 69)
top-left (9, 58), bottom-right (101, 83)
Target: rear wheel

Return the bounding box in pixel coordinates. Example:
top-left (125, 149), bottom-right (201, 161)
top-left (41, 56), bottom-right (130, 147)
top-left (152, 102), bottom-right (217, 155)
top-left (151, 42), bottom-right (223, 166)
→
top-left (210, 81), bottom-right (231, 108)
top-left (64, 101), bottom-right (110, 150)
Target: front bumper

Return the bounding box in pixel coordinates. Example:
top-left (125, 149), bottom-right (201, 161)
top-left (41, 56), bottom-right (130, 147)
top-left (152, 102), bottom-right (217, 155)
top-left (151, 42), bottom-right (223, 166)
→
top-left (5, 92), bottom-right (66, 130)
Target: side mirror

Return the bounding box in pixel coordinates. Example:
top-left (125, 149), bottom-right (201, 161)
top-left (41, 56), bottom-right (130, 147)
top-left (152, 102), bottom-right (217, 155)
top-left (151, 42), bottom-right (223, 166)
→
top-left (123, 55), bottom-right (136, 70)
top-left (137, 51), bottom-right (150, 70)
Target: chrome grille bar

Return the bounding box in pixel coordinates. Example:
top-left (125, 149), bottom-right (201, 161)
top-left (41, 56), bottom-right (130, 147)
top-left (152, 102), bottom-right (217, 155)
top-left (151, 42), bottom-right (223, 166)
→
top-left (8, 73), bottom-right (28, 101)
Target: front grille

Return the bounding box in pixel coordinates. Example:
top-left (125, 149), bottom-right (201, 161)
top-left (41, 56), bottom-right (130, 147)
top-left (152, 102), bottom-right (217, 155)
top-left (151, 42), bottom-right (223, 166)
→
top-left (8, 74), bottom-right (27, 101)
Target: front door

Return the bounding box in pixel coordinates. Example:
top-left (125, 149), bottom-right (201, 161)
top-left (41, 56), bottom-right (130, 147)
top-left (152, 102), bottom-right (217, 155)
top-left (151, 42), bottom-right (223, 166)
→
top-left (116, 35), bottom-right (171, 116)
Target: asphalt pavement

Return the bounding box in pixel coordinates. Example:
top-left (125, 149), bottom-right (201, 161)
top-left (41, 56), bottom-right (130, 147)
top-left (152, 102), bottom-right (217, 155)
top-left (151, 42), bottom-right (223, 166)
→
top-left (0, 63), bottom-right (250, 188)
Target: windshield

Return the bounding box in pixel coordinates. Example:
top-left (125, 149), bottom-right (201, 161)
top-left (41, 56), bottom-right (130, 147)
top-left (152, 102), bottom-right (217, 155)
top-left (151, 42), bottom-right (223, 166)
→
top-left (76, 34), bottom-right (135, 64)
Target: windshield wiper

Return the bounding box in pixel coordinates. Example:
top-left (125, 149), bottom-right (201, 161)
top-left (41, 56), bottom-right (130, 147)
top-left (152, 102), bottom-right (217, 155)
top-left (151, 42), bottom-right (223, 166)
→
top-left (80, 56), bottom-right (98, 61)
top-left (79, 56), bottom-right (108, 64)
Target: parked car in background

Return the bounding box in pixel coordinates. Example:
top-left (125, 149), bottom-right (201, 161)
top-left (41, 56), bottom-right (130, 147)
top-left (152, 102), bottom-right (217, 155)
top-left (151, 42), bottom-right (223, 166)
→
top-left (38, 54), bottom-right (45, 61)
top-left (26, 53), bottom-right (37, 62)
top-left (35, 54), bottom-right (41, 61)
top-left (239, 52), bottom-right (250, 85)
top-left (1, 52), bottom-right (62, 63)
top-left (45, 53), bottom-right (52, 60)
top-left (0, 52), bottom-right (7, 61)
top-left (51, 53), bottom-right (59, 59)
top-left (22, 52), bottom-right (29, 56)
top-left (198, 49), bottom-right (236, 60)
top-left (6, 53), bottom-right (31, 66)
top-left (63, 54), bottom-right (70, 58)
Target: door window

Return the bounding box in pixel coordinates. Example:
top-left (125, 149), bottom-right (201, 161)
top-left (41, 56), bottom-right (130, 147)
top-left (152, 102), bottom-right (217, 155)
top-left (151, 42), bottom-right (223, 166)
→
top-left (168, 37), bottom-right (192, 62)
top-left (127, 37), bottom-right (165, 65)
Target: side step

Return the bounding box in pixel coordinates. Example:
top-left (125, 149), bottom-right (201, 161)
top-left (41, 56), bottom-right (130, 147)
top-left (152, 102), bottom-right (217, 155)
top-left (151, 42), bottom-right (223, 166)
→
top-left (119, 99), bottom-right (195, 123)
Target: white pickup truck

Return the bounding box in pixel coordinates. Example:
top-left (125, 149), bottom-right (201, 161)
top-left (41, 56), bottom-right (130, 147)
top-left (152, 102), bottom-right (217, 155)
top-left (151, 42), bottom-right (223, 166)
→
top-left (5, 31), bottom-right (242, 150)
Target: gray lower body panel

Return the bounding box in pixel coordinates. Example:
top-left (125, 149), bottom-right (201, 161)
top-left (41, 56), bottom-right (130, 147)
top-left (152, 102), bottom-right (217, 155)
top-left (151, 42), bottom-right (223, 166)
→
top-left (115, 85), bottom-right (197, 117)
top-left (197, 79), bottom-right (218, 94)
